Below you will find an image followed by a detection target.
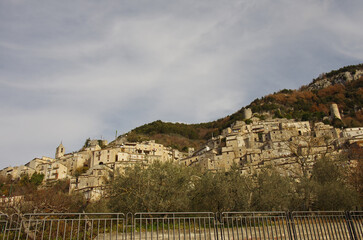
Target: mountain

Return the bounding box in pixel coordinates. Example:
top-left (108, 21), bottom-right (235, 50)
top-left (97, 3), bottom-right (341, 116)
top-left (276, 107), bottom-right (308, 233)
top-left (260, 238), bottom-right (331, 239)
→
top-left (115, 64), bottom-right (363, 151)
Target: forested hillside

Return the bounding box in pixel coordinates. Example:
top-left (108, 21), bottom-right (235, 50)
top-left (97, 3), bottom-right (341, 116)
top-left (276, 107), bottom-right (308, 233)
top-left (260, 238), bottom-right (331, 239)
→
top-left (124, 64), bottom-right (363, 151)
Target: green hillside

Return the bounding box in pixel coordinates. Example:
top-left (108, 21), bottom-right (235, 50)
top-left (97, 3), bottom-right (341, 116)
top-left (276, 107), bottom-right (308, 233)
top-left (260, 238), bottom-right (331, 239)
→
top-left (124, 64), bottom-right (363, 151)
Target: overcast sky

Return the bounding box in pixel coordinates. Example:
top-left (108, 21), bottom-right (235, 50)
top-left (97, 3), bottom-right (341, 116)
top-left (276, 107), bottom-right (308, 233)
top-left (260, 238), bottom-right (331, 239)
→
top-left (1, 0), bottom-right (362, 169)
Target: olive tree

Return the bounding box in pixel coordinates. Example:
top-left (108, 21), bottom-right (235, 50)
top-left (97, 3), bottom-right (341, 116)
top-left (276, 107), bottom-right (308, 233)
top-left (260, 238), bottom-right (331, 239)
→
top-left (311, 157), bottom-right (359, 210)
top-left (251, 167), bottom-right (293, 211)
top-left (108, 161), bottom-right (194, 212)
top-left (190, 166), bottom-right (252, 212)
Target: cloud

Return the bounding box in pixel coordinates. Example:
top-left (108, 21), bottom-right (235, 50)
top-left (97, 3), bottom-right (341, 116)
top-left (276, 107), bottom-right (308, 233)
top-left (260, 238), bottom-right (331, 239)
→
top-left (0, 0), bottom-right (363, 168)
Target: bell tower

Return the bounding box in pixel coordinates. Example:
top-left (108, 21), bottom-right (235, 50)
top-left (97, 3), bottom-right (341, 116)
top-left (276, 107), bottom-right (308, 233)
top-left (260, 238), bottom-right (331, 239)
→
top-left (55, 142), bottom-right (65, 159)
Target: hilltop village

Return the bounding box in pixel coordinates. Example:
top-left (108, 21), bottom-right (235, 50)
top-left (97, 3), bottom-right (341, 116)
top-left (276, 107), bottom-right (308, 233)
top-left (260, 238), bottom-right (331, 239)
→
top-left (1, 104), bottom-right (362, 201)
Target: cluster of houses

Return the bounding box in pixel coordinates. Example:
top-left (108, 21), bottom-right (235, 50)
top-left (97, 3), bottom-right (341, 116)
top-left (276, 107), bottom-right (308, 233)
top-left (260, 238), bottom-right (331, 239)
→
top-left (1, 107), bottom-right (362, 201)
top-left (1, 139), bottom-right (187, 200)
top-left (182, 118), bottom-right (362, 175)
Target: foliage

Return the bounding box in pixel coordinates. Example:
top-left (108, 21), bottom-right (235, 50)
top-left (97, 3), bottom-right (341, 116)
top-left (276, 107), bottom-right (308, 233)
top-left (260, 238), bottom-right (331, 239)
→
top-left (98, 140), bottom-right (107, 149)
top-left (105, 154), bottom-right (359, 212)
top-left (19, 180), bottom-right (87, 213)
top-left (310, 158), bottom-right (359, 210)
top-left (108, 161), bottom-right (195, 212)
top-left (324, 63), bottom-right (363, 78)
top-left (132, 120), bottom-right (200, 140)
top-left (348, 144), bottom-right (363, 202)
top-left (0, 179), bottom-right (87, 215)
top-left (83, 138), bottom-right (91, 148)
top-left (30, 172), bottom-right (44, 186)
top-left (190, 167), bottom-right (252, 212)
top-left (74, 166), bottom-right (89, 177)
top-left (251, 168), bottom-right (293, 211)
top-left (2, 153), bottom-right (360, 214)
top-left (86, 198), bottom-right (111, 213)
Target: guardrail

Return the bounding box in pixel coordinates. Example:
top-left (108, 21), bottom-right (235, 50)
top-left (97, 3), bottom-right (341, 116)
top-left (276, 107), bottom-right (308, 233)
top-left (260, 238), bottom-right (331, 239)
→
top-left (134, 212), bottom-right (216, 240)
top-left (220, 212), bottom-right (292, 240)
top-left (0, 211), bottom-right (362, 239)
top-left (291, 211), bottom-right (355, 240)
top-left (21, 213), bottom-right (125, 240)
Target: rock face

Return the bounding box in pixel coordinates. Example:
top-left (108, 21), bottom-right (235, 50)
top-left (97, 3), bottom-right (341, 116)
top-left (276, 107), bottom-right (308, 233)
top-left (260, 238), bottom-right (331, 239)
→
top-left (307, 70), bottom-right (363, 91)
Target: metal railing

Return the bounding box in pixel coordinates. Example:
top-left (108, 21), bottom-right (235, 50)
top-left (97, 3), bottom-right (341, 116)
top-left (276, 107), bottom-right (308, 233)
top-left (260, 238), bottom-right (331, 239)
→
top-left (2, 214), bottom-right (22, 240)
top-left (0, 215), bottom-right (8, 239)
top-left (0, 211), bottom-right (362, 239)
top-left (220, 212), bottom-right (292, 240)
top-left (134, 212), bottom-right (216, 240)
top-left (20, 213), bottom-right (125, 240)
top-left (291, 211), bottom-right (353, 239)
top-left (348, 211), bottom-right (363, 240)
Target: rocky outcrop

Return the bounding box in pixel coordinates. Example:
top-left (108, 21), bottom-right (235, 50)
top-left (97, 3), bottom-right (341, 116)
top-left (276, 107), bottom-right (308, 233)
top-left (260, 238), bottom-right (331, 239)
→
top-left (307, 70), bottom-right (363, 91)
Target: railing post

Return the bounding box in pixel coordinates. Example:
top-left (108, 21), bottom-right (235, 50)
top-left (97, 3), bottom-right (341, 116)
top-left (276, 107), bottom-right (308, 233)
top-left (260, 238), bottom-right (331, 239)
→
top-left (346, 211), bottom-right (358, 240)
top-left (215, 212), bottom-right (223, 240)
top-left (287, 211), bottom-right (297, 240)
top-left (126, 212), bottom-right (133, 240)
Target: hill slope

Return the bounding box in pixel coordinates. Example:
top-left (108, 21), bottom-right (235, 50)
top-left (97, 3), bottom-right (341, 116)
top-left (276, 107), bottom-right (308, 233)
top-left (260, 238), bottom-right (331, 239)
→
top-left (120, 64), bottom-right (363, 151)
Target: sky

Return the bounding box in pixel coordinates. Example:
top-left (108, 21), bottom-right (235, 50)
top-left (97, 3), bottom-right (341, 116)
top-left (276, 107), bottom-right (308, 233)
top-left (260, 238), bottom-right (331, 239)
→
top-left (1, 0), bottom-right (363, 169)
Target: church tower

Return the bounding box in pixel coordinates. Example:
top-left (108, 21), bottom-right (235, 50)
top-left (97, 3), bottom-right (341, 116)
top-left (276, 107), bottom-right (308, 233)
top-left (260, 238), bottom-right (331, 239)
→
top-left (55, 143), bottom-right (65, 159)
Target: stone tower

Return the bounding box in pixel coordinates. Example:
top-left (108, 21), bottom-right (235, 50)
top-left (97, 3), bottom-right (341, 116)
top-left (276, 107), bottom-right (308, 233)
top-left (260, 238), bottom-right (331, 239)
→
top-left (55, 143), bottom-right (65, 159)
top-left (242, 108), bottom-right (252, 119)
top-left (330, 103), bottom-right (341, 120)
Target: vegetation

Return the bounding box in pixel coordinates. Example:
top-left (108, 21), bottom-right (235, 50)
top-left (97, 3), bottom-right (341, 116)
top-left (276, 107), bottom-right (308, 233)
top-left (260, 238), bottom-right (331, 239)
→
top-left (249, 76), bottom-right (363, 126)
top-left (323, 63), bottom-right (363, 78)
top-left (0, 175), bottom-right (87, 215)
top-left (73, 166), bottom-right (89, 177)
top-left (108, 161), bottom-right (196, 212)
top-left (1, 154), bottom-right (360, 214)
top-left (310, 158), bottom-right (358, 210)
top-left (251, 168), bottom-right (293, 211)
top-left (190, 167), bottom-right (252, 212)
top-left (102, 157), bottom-right (360, 213)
